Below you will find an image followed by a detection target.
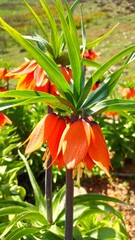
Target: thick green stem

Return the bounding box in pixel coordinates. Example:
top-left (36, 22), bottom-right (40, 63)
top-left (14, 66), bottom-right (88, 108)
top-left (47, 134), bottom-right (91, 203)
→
top-left (65, 168), bottom-right (74, 240)
top-left (45, 157), bottom-right (53, 224)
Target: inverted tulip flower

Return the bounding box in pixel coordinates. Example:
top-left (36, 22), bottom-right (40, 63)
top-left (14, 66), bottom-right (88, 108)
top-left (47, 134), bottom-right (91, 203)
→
top-left (118, 87), bottom-right (135, 99)
top-left (25, 113), bottom-right (68, 161)
top-left (25, 113), bottom-right (112, 177)
top-left (0, 68), bottom-right (10, 80)
top-left (54, 118), bottom-right (112, 177)
top-left (7, 60), bottom-right (72, 95)
top-left (0, 113), bottom-right (12, 128)
top-left (83, 49), bottom-right (99, 60)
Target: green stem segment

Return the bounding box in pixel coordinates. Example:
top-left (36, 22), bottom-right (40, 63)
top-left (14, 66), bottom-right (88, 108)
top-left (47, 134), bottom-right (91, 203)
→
top-left (65, 169), bottom-right (74, 240)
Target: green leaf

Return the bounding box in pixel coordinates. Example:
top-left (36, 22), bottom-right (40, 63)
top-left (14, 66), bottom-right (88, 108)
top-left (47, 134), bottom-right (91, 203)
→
top-left (1, 211), bottom-right (48, 239)
top-left (75, 201), bottom-right (124, 224)
top-left (0, 90), bottom-right (75, 113)
top-left (4, 227), bottom-right (40, 240)
top-left (86, 24), bottom-right (119, 49)
top-left (18, 151), bottom-right (47, 218)
top-left (89, 227), bottom-right (122, 240)
top-left (0, 200), bottom-right (38, 211)
top-left (74, 193), bottom-right (129, 207)
top-left (82, 58), bottom-right (101, 68)
top-left (77, 45), bottom-right (135, 107)
top-left (118, 111), bottom-right (135, 123)
top-left (81, 64), bottom-right (129, 109)
top-left (23, 34), bottom-right (54, 55)
top-left (55, 1), bottom-right (81, 100)
top-left (22, 0), bottom-right (48, 38)
top-left (87, 99), bottom-right (135, 115)
top-left (0, 206), bottom-right (29, 216)
top-left (0, 18), bottom-right (74, 103)
top-left (39, 0), bottom-right (59, 58)
top-left (91, 45), bottom-right (135, 86)
top-left (52, 185), bottom-right (66, 222)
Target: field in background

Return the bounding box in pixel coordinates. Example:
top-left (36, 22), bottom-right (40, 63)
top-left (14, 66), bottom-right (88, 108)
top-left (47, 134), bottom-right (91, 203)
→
top-left (0, 0), bottom-right (135, 84)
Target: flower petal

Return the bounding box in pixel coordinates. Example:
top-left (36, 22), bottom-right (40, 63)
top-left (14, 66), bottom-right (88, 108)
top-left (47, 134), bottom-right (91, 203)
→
top-left (47, 117), bottom-right (66, 160)
top-left (8, 60), bottom-right (37, 76)
top-left (88, 122), bottom-right (112, 177)
top-left (25, 113), bottom-right (58, 154)
top-left (0, 113), bottom-right (12, 127)
top-left (34, 65), bottom-right (48, 87)
top-left (61, 120), bottom-right (90, 169)
top-left (84, 153), bottom-right (95, 170)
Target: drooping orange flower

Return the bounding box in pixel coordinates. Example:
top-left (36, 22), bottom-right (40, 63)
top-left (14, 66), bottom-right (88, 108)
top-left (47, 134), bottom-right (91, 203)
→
top-left (7, 60), bottom-right (72, 94)
top-left (25, 113), bottom-right (68, 161)
top-left (25, 113), bottom-right (111, 177)
top-left (83, 49), bottom-right (99, 60)
top-left (118, 87), bottom-right (135, 99)
top-left (0, 68), bottom-right (10, 80)
top-left (54, 119), bottom-right (112, 177)
top-left (0, 113), bottom-right (12, 128)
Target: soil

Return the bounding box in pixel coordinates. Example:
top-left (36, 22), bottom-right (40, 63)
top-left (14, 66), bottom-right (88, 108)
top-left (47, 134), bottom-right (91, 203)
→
top-left (81, 160), bottom-right (135, 239)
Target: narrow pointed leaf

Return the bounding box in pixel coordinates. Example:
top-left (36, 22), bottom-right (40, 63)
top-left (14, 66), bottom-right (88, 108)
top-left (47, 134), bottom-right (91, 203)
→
top-left (87, 99), bottom-right (135, 115)
top-left (4, 227), bottom-right (40, 240)
top-left (86, 24), bottom-right (119, 49)
top-left (39, 0), bottom-right (59, 57)
top-left (81, 64), bottom-right (129, 108)
top-left (0, 90), bottom-right (75, 113)
top-left (55, 1), bottom-right (81, 100)
top-left (18, 151), bottom-right (47, 217)
top-left (91, 45), bottom-right (135, 86)
top-left (22, 0), bottom-right (48, 38)
top-left (77, 45), bottom-right (135, 107)
top-left (1, 211), bottom-right (47, 239)
top-left (52, 185), bottom-right (66, 222)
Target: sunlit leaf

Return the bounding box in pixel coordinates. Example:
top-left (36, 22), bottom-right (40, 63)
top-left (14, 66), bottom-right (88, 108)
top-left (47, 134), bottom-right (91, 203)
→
top-left (86, 99), bottom-right (135, 115)
top-left (39, 0), bottom-right (59, 58)
top-left (86, 24), bottom-right (119, 49)
top-left (81, 64), bottom-right (129, 108)
top-left (55, 0), bottom-right (82, 100)
top-left (18, 151), bottom-right (47, 217)
top-left (0, 90), bottom-right (75, 113)
top-left (22, 0), bottom-right (48, 38)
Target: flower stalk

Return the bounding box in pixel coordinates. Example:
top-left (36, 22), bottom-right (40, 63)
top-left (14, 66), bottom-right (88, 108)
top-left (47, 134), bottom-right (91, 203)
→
top-left (45, 157), bottom-right (53, 224)
top-left (65, 168), bottom-right (74, 240)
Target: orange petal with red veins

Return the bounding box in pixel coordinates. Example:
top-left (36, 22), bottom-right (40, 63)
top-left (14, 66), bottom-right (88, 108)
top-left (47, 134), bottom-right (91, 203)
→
top-left (34, 65), bottom-right (47, 87)
top-left (25, 113), bottom-right (58, 154)
top-left (61, 120), bottom-right (90, 169)
top-left (10, 60), bottom-right (37, 76)
top-left (0, 113), bottom-right (12, 127)
top-left (47, 118), bottom-right (66, 160)
top-left (88, 123), bottom-right (112, 177)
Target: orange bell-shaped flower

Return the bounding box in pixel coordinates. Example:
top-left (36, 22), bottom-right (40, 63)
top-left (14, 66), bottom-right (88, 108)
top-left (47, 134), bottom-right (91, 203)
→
top-left (25, 113), bottom-right (67, 161)
top-left (54, 118), bottom-right (112, 177)
top-left (0, 113), bottom-right (12, 128)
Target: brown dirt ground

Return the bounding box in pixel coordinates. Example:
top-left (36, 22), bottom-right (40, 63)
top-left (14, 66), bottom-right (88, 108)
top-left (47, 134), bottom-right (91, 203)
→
top-left (81, 160), bottom-right (135, 239)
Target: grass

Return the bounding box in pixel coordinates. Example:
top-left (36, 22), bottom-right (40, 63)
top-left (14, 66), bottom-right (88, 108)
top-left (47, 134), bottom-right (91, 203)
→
top-left (0, 0), bottom-right (135, 85)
